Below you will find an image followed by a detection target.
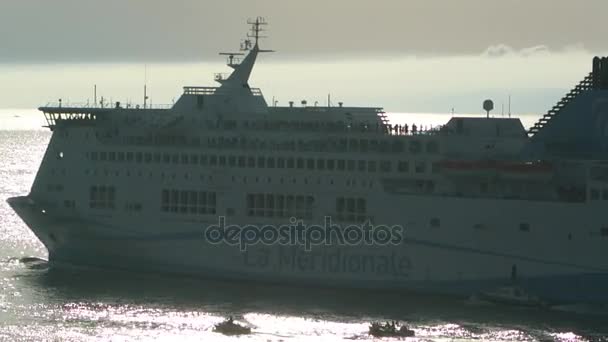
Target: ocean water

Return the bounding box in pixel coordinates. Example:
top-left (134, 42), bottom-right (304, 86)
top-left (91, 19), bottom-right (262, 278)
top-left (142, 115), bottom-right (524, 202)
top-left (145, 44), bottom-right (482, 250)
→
top-left (0, 109), bottom-right (606, 341)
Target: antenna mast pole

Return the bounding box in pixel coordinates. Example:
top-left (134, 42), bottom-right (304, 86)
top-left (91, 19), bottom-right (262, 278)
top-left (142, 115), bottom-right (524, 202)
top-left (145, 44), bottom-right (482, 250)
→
top-left (247, 17), bottom-right (267, 47)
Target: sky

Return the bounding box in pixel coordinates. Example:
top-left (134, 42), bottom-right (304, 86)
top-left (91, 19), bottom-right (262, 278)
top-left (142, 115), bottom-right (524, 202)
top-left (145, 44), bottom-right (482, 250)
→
top-left (1, 0), bottom-right (607, 113)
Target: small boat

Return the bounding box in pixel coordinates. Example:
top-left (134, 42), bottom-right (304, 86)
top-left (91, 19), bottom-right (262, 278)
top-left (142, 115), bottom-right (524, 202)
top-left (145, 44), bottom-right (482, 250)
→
top-left (369, 321), bottom-right (415, 337)
top-left (474, 286), bottom-right (544, 307)
top-left (213, 317), bottom-right (252, 335)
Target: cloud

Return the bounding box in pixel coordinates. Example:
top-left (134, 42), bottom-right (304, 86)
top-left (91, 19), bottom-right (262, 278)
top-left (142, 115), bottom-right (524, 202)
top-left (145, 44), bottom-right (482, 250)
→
top-left (482, 44), bottom-right (553, 58)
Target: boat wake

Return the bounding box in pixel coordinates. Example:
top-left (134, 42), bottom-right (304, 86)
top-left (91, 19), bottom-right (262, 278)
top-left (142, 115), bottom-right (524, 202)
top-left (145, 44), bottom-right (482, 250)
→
top-left (5, 256), bottom-right (49, 270)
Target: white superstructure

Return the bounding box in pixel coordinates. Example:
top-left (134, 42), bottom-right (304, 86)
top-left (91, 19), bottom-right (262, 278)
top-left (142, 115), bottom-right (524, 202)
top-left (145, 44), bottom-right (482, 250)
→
top-left (8, 18), bottom-right (608, 304)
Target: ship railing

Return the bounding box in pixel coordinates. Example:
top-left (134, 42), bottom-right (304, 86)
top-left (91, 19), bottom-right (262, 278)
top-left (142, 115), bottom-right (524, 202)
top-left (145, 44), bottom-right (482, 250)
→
top-left (214, 73), bottom-right (230, 82)
top-left (183, 86), bottom-right (263, 97)
top-left (42, 101), bottom-right (173, 110)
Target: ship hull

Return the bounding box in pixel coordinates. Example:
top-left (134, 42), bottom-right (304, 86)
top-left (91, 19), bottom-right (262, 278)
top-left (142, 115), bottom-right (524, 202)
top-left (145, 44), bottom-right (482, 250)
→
top-left (8, 195), bottom-right (608, 304)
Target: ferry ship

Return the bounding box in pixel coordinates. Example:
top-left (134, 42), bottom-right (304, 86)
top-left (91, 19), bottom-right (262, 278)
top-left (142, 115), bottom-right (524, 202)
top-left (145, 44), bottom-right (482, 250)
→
top-left (8, 18), bottom-right (608, 304)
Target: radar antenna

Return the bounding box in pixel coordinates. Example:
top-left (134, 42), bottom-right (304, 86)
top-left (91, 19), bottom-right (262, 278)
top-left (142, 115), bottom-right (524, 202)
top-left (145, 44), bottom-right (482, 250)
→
top-left (247, 16), bottom-right (267, 47)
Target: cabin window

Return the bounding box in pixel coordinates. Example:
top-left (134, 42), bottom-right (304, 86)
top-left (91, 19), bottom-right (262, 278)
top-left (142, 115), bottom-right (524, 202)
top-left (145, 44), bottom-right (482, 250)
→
top-left (601, 227), bottom-right (608, 236)
top-left (432, 162), bottom-right (441, 174)
top-left (398, 161), bottom-right (409, 172)
top-left (237, 156), bottom-right (245, 168)
top-left (391, 140), bottom-right (405, 153)
top-left (519, 223), bottom-right (530, 232)
top-left (410, 141), bottom-right (421, 154)
top-left (154, 153), bottom-right (161, 163)
top-left (427, 141), bottom-right (439, 153)
top-left (210, 155), bottom-right (218, 166)
top-left (196, 95), bottom-right (204, 109)
top-left (219, 156), bottom-right (226, 167)
top-left (380, 161), bottom-right (391, 173)
top-left (591, 188), bottom-right (600, 200)
top-left (118, 152), bottom-right (125, 162)
top-left (229, 156), bottom-right (236, 167)
top-left (368, 161), bottom-right (377, 172)
top-left (286, 158), bottom-right (294, 169)
top-left (327, 159), bottom-right (335, 170)
top-left (267, 157), bottom-right (275, 168)
top-left (200, 155), bottom-right (208, 166)
top-left (430, 218), bottom-right (441, 228)
top-left (603, 189), bottom-right (608, 200)
top-left (136, 152), bottom-right (143, 163)
top-left (189, 154), bottom-right (198, 164)
top-left (337, 160), bottom-right (345, 171)
top-left (100, 152), bottom-right (107, 161)
top-left (317, 159), bottom-right (325, 170)
top-left (248, 157), bottom-right (255, 168)
top-left (307, 158), bottom-right (315, 170)
top-left (360, 139), bottom-right (369, 152)
top-left (415, 161), bottom-right (426, 173)
top-left (109, 152), bottom-right (116, 161)
top-left (89, 185), bottom-right (116, 209)
top-left (278, 157), bottom-right (286, 168)
top-left (347, 160), bottom-right (355, 171)
top-left (171, 154), bottom-right (178, 164)
top-left (336, 196), bottom-right (367, 222)
top-left (358, 160), bottom-right (366, 172)
top-left (257, 157), bottom-right (266, 168)
top-left (296, 158), bottom-right (304, 169)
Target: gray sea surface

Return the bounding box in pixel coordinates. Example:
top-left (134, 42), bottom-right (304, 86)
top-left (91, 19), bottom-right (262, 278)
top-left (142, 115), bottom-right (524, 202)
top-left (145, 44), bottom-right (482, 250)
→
top-left (0, 110), bottom-right (606, 341)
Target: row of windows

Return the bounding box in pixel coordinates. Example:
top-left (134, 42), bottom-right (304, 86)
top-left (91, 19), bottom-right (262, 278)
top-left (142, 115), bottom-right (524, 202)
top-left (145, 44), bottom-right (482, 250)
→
top-left (161, 189), bottom-right (217, 215)
top-left (336, 197), bottom-right (368, 223)
top-left (246, 193), bottom-right (314, 219)
top-left (589, 188), bottom-right (608, 201)
top-left (89, 185), bottom-right (116, 209)
top-left (89, 151), bottom-right (438, 174)
top-left (119, 134), bottom-right (440, 155)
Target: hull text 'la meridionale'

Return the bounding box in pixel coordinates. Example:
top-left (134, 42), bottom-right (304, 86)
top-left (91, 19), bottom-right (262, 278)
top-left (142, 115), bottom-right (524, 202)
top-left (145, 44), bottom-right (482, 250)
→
top-left (8, 18), bottom-right (608, 304)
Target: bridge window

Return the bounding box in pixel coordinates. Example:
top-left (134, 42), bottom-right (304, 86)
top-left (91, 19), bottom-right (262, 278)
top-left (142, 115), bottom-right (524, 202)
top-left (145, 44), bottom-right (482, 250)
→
top-left (519, 223), bottom-right (531, 232)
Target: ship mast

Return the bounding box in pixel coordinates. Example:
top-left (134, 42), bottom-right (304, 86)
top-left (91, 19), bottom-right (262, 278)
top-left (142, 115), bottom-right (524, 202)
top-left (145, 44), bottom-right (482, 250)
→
top-left (216, 17), bottom-right (273, 89)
